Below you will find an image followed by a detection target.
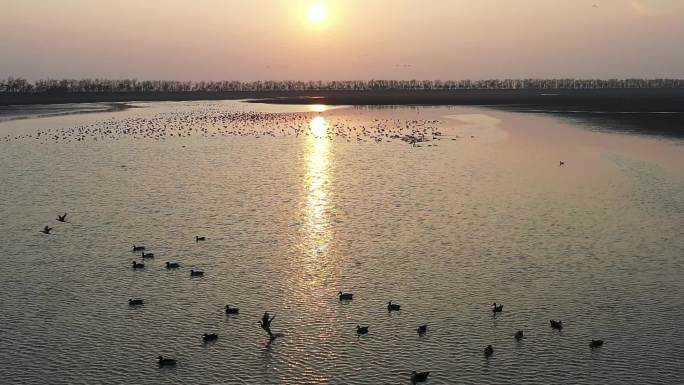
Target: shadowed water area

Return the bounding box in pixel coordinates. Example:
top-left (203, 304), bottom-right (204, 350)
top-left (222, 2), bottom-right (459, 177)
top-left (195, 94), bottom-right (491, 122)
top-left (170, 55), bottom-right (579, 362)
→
top-left (0, 101), bottom-right (683, 384)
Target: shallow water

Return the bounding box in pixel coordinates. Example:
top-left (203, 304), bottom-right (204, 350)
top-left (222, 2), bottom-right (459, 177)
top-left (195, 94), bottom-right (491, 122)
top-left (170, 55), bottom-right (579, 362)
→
top-left (0, 101), bottom-right (683, 384)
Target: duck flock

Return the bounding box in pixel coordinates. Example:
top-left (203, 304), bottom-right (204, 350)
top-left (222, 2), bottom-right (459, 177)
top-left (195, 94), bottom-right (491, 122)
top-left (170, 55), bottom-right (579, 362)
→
top-left (41, 212), bottom-right (604, 384)
top-left (1, 106), bottom-right (454, 146)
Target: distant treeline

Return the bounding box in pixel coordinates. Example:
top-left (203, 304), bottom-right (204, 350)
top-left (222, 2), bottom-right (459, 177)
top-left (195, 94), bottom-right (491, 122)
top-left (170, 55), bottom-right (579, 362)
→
top-left (2, 77), bottom-right (684, 93)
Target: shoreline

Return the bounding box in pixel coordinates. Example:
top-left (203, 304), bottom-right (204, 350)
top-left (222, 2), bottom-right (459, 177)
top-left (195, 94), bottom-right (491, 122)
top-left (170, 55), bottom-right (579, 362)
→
top-left (1, 90), bottom-right (682, 138)
top-left (0, 102), bottom-right (134, 122)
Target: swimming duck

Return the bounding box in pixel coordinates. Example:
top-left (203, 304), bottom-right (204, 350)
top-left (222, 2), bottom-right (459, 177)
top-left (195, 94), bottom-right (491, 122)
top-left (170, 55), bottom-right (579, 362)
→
top-left (190, 269), bottom-right (204, 277)
top-left (514, 330), bottom-right (524, 340)
top-left (417, 325), bottom-right (427, 335)
top-left (165, 262), bottom-right (179, 269)
top-left (411, 371), bottom-right (430, 383)
top-left (589, 339), bottom-right (604, 348)
top-left (202, 333), bottom-right (218, 342)
top-left (338, 291), bottom-right (353, 301)
top-left (195, 236), bottom-right (206, 242)
top-left (550, 320), bottom-right (563, 330)
top-left (492, 303), bottom-right (503, 313)
top-left (141, 252), bottom-right (154, 259)
top-left (484, 345), bottom-right (494, 357)
top-left (128, 298), bottom-right (143, 306)
top-left (157, 356), bottom-right (176, 366)
top-left (356, 325), bottom-right (369, 335)
top-left (132, 261), bottom-right (144, 269)
top-left (387, 301), bottom-right (401, 312)
top-left (132, 245), bottom-right (145, 252)
top-left (225, 305), bottom-right (239, 314)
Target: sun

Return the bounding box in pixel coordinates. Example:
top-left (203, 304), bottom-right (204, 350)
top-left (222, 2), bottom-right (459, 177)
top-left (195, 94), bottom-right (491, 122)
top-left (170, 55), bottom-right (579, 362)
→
top-left (308, 4), bottom-right (327, 24)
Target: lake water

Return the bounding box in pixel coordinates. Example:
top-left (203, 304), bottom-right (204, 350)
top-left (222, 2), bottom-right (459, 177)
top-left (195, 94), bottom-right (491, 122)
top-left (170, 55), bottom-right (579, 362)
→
top-left (0, 101), bottom-right (683, 384)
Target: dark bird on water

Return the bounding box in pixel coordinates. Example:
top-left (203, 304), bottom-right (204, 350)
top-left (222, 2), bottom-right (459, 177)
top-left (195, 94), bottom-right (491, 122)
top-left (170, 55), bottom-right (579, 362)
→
top-left (128, 298), bottom-right (143, 306)
top-left (132, 261), bottom-right (144, 269)
top-left (57, 213), bottom-right (67, 222)
top-left (41, 225), bottom-right (53, 234)
top-left (132, 245), bottom-right (145, 251)
top-left (356, 325), bottom-right (369, 335)
top-left (559, 161), bottom-right (565, 166)
top-left (411, 371), bottom-right (430, 383)
top-left (195, 236), bottom-right (206, 242)
top-left (225, 305), bottom-right (240, 314)
top-left (142, 252), bottom-right (154, 259)
top-left (590, 339), bottom-right (604, 348)
top-left (190, 269), bottom-right (204, 277)
top-left (417, 325), bottom-right (427, 335)
top-left (550, 320), bottom-right (563, 330)
top-left (387, 301), bottom-right (401, 312)
top-left (157, 356), bottom-right (176, 366)
top-left (202, 333), bottom-right (218, 342)
top-left (484, 345), bottom-right (494, 357)
top-left (492, 302), bottom-right (504, 313)
top-left (338, 291), bottom-right (353, 301)
top-left (515, 330), bottom-right (524, 340)
top-left (165, 262), bottom-right (179, 269)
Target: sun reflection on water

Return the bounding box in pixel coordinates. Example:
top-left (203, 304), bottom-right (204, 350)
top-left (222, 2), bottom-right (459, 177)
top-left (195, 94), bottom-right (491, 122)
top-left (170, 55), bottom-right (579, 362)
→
top-left (301, 115), bottom-right (333, 286)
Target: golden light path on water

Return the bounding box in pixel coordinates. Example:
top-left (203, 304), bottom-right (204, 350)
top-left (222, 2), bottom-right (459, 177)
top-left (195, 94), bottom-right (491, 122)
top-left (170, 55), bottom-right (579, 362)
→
top-left (301, 113), bottom-right (332, 287)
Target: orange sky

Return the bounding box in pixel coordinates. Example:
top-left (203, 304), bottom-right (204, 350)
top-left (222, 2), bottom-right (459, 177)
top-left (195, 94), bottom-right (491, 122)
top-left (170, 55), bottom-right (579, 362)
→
top-left (1, 0), bottom-right (683, 80)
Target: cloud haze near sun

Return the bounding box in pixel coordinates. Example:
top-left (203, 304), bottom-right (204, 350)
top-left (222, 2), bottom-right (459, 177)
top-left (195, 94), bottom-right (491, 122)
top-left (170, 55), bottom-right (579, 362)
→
top-left (1, 0), bottom-right (683, 80)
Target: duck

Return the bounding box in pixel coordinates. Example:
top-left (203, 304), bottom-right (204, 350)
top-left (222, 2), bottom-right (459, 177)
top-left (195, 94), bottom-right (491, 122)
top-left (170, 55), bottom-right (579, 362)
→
top-left (484, 345), bottom-right (494, 357)
top-left (165, 262), bottom-right (180, 269)
top-left (417, 325), bottom-right (427, 335)
top-left (41, 225), bottom-right (53, 234)
top-left (141, 252), bottom-right (154, 259)
top-left (132, 261), bottom-right (144, 269)
top-left (56, 213), bottom-right (67, 222)
top-left (195, 236), bottom-right (206, 242)
top-left (356, 325), bottom-right (369, 335)
top-left (559, 161), bottom-right (565, 166)
top-left (225, 305), bottom-right (239, 314)
top-left (132, 245), bottom-right (145, 252)
top-left (128, 298), bottom-right (143, 306)
top-left (387, 301), bottom-right (401, 312)
top-left (514, 330), bottom-right (524, 340)
top-left (190, 269), bottom-right (204, 277)
top-left (492, 302), bottom-right (503, 313)
top-left (338, 291), bottom-right (353, 301)
top-left (589, 339), bottom-right (604, 348)
top-left (550, 320), bottom-right (563, 330)
top-left (157, 356), bottom-right (176, 366)
top-left (202, 333), bottom-right (218, 342)
top-left (411, 371), bottom-right (430, 383)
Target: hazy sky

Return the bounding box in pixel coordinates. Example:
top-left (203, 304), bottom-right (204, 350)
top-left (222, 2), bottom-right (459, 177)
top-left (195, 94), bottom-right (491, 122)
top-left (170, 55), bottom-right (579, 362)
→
top-left (2, 0), bottom-right (683, 80)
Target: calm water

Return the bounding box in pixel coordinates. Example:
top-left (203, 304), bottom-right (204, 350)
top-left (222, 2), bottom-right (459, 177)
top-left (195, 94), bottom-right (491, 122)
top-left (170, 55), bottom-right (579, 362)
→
top-left (1, 101), bottom-right (683, 384)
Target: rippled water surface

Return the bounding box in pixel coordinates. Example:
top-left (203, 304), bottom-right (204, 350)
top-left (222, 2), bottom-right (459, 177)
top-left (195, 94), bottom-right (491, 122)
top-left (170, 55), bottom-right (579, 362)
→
top-left (1, 101), bottom-right (683, 384)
